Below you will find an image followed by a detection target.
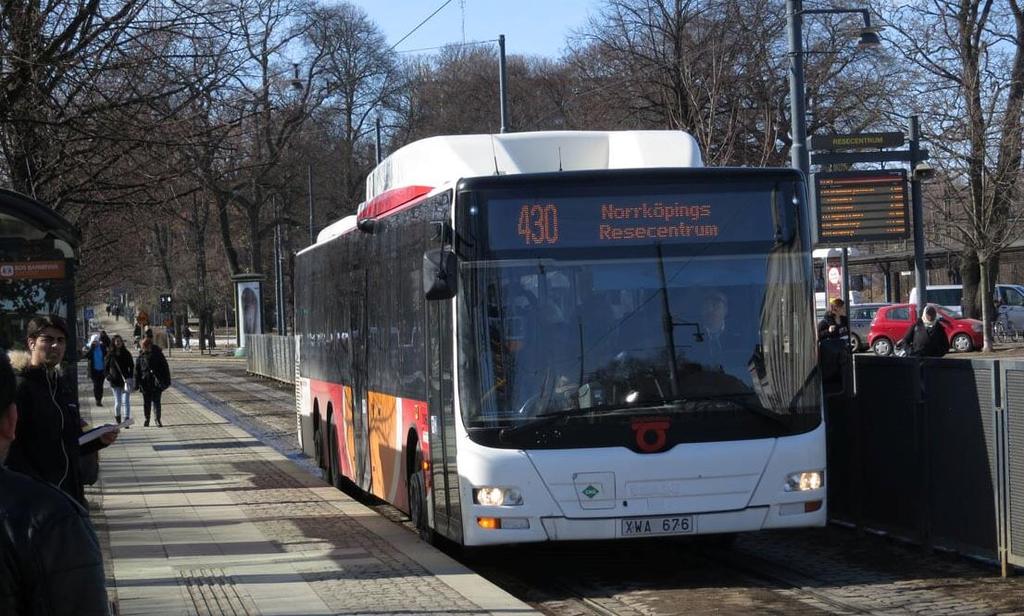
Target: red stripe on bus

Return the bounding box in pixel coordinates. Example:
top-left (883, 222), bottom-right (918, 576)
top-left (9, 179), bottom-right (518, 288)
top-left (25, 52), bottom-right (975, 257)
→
top-left (358, 185), bottom-right (433, 220)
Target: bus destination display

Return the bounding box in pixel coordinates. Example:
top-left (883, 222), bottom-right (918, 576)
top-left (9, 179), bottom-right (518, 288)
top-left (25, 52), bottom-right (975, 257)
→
top-left (816, 170), bottom-right (909, 243)
top-left (486, 190), bottom-right (775, 251)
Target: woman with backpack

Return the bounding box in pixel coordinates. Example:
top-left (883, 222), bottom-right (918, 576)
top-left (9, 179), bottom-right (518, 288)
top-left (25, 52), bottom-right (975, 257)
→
top-left (135, 336), bottom-right (171, 427)
top-left (104, 334), bottom-right (134, 425)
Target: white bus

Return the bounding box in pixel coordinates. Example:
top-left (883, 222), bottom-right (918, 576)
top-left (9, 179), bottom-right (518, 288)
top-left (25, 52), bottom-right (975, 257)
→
top-left (294, 131), bottom-right (826, 546)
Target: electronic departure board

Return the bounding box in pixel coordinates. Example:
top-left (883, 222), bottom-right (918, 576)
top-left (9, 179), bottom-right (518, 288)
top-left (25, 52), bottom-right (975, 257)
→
top-left (815, 170), bottom-right (909, 244)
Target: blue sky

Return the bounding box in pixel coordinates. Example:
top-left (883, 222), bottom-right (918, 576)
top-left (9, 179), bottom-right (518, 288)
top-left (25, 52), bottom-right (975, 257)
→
top-left (343, 0), bottom-right (597, 58)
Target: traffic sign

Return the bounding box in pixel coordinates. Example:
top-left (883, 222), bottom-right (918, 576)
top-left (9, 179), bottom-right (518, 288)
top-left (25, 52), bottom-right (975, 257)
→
top-left (815, 170), bottom-right (910, 244)
top-left (84, 307), bottom-right (94, 320)
top-left (811, 131), bottom-right (905, 151)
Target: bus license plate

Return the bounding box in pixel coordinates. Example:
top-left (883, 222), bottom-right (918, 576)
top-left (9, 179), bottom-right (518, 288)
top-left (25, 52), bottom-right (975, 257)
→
top-left (620, 515), bottom-right (695, 537)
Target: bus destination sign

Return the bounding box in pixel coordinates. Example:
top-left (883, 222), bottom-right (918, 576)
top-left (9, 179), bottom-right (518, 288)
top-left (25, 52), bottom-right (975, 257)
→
top-left (484, 189), bottom-right (777, 252)
top-left (815, 170), bottom-right (909, 244)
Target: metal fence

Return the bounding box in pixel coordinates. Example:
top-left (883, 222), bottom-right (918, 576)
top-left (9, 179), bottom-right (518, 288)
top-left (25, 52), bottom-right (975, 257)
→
top-left (828, 354), bottom-right (1023, 574)
top-left (244, 334), bottom-right (295, 384)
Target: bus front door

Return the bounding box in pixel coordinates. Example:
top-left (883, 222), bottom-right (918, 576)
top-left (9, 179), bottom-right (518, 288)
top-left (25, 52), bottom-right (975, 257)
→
top-left (426, 294), bottom-right (462, 543)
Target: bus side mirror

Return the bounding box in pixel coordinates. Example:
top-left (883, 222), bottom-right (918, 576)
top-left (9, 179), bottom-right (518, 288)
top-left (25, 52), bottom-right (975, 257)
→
top-left (423, 248), bottom-right (457, 300)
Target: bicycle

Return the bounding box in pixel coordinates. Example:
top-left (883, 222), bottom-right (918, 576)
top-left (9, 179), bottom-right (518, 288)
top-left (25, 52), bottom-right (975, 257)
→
top-left (994, 311), bottom-right (1019, 343)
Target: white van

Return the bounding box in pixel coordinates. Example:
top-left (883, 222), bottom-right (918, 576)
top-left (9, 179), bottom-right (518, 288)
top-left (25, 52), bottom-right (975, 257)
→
top-left (908, 285), bottom-right (964, 316)
top-left (909, 284), bottom-right (1024, 328)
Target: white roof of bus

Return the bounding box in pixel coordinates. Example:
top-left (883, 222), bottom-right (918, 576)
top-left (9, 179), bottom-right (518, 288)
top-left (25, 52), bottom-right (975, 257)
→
top-left (299, 130), bottom-right (704, 254)
top-left (363, 130), bottom-right (703, 206)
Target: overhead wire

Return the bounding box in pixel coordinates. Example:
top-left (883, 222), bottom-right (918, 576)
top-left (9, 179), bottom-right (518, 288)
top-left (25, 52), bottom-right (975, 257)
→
top-left (390, 0), bottom-right (456, 51)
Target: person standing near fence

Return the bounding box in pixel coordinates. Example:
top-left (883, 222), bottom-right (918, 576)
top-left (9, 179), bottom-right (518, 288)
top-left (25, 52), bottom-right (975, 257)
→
top-left (899, 304), bottom-right (949, 358)
top-left (135, 335), bottom-right (170, 427)
top-left (182, 325), bottom-right (192, 351)
top-left (104, 335), bottom-right (134, 425)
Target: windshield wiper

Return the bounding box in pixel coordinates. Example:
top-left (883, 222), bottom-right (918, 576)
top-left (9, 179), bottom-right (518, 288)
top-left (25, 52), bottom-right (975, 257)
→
top-left (678, 393), bottom-right (790, 427)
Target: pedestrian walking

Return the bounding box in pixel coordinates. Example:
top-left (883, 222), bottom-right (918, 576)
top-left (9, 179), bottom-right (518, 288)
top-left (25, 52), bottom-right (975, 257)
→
top-left (84, 334), bottom-right (107, 406)
top-left (182, 324), bottom-right (192, 351)
top-left (135, 336), bottom-right (171, 427)
top-left (132, 322), bottom-right (142, 350)
top-left (0, 353), bottom-right (111, 616)
top-left (98, 329), bottom-right (111, 349)
top-left (105, 335), bottom-right (134, 425)
top-left (6, 315), bottom-right (119, 507)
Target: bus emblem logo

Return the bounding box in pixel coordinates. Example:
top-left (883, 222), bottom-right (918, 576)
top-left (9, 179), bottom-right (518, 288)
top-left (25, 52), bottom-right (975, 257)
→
top-left (632, 418), bottom-right (671, 453)
top-left (582, 485), bottom-right (599, 499)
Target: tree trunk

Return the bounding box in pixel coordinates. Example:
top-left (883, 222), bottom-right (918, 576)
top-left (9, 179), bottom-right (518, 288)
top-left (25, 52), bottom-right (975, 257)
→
top-left (215, 193), bottom-right (241, 276)
top-left (980, 256), bottom-right (993, 352)
top-left (960, 251), bottom-right (980, 318)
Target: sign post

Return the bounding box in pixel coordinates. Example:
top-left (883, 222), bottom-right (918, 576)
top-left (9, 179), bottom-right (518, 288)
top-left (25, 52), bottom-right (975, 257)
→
top-left (811, 122), bottom-right (931, 308)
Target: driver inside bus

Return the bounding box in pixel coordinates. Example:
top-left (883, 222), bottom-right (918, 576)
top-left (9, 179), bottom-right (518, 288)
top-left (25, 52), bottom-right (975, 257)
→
top-left (508, 280), bottom-right (580, 413)
top-left (680, 289), bottom-right (749, 395)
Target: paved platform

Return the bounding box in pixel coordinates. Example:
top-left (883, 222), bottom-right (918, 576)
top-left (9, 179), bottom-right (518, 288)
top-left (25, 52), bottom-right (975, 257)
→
top-left (79, 319), bottom-right (534, 615)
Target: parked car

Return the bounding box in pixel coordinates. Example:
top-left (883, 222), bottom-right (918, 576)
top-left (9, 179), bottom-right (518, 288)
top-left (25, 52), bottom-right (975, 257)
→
top-left (995, 284), bottom-right (1024, 329)
top-left (868, 303), bottom-right (983, 355)
top-left (909, 283), bottom-right (1024, 327)
top-left (848, 303), bottom-right (890, 351)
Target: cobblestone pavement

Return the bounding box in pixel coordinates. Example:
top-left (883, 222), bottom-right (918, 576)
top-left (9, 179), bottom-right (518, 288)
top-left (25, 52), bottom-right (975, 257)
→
top-left (166, 356), bottom-right (1024, 616)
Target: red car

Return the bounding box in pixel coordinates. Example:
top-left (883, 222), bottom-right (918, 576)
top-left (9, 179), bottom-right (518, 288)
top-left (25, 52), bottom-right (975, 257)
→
top-left (868, 303), bottom-right (983, 355)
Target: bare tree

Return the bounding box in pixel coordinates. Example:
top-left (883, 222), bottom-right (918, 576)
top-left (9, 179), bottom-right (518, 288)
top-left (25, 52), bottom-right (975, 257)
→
top-left (878, 0), bottom-right (1024, 350)
top-left (567, 0), bottom-right (897, 166)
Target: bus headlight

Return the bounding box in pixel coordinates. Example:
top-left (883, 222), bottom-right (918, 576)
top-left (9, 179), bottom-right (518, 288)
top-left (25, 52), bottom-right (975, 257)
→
top-left (473, 486), bottom-right (524, 506)
top-left (784, 471), bottom-right (823, 492)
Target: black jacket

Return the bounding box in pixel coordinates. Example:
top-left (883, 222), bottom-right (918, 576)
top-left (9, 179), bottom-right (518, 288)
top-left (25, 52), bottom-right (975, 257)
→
top-left (135, 345), bottom-right (170, 394)
top-left (104, 347), bottom-right (134, 388)
top-left (817, 313), bottom-right (849, 341)
top-left (6, 352), bottom-right (106, 507)
top-left (900, 319), bottom-right (949, 357)
top-left (0, 466), bottom-right (110, 615)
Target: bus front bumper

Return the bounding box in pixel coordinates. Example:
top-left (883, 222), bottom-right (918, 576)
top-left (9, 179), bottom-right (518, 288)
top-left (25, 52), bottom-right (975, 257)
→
top-left (464, 500), bottom-right (826, 545)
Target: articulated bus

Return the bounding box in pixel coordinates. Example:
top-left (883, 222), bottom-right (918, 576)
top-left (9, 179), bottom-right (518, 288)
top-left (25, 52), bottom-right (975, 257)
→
top-left (294, 131), bottom-right (825, 546)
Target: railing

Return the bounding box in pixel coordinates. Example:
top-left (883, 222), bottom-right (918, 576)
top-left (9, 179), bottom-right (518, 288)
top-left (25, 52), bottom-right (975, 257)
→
top-left (244, 334), bottom-right (295, 384)
top-left (827, 354), bottom-right (1024, 575)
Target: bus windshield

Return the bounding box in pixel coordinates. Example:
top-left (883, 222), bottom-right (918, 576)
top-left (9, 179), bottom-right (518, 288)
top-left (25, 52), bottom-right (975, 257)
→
top-left (456, 173), bottom-right (820, 449)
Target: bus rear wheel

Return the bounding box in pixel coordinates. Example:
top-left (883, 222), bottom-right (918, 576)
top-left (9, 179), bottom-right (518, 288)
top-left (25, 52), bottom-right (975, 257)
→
top-left (408, 468), bottom-right (432, 543)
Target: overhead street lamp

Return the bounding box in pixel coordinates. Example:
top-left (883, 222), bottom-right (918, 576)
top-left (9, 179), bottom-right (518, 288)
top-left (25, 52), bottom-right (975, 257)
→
top-left (787, 2), bottom-right (880, 179)
top-left (786, 1), bottom-right (880, 310)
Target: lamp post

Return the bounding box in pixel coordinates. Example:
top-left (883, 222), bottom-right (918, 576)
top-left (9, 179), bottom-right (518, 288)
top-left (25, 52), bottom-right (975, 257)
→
top-left (787, 1), bottom-right (880, 309)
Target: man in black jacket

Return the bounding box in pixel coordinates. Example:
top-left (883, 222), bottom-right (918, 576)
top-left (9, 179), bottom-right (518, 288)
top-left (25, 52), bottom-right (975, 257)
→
top-left (0, 352), bottom-right (111, 615)
top-left (6, 315), bottom-right (118, 507)
top-left (817, 297), bottom-right (849, 341)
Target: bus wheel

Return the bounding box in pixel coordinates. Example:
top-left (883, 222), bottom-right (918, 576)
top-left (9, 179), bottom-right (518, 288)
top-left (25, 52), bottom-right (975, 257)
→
top-left (408, 468), bottom-right (432, 543)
